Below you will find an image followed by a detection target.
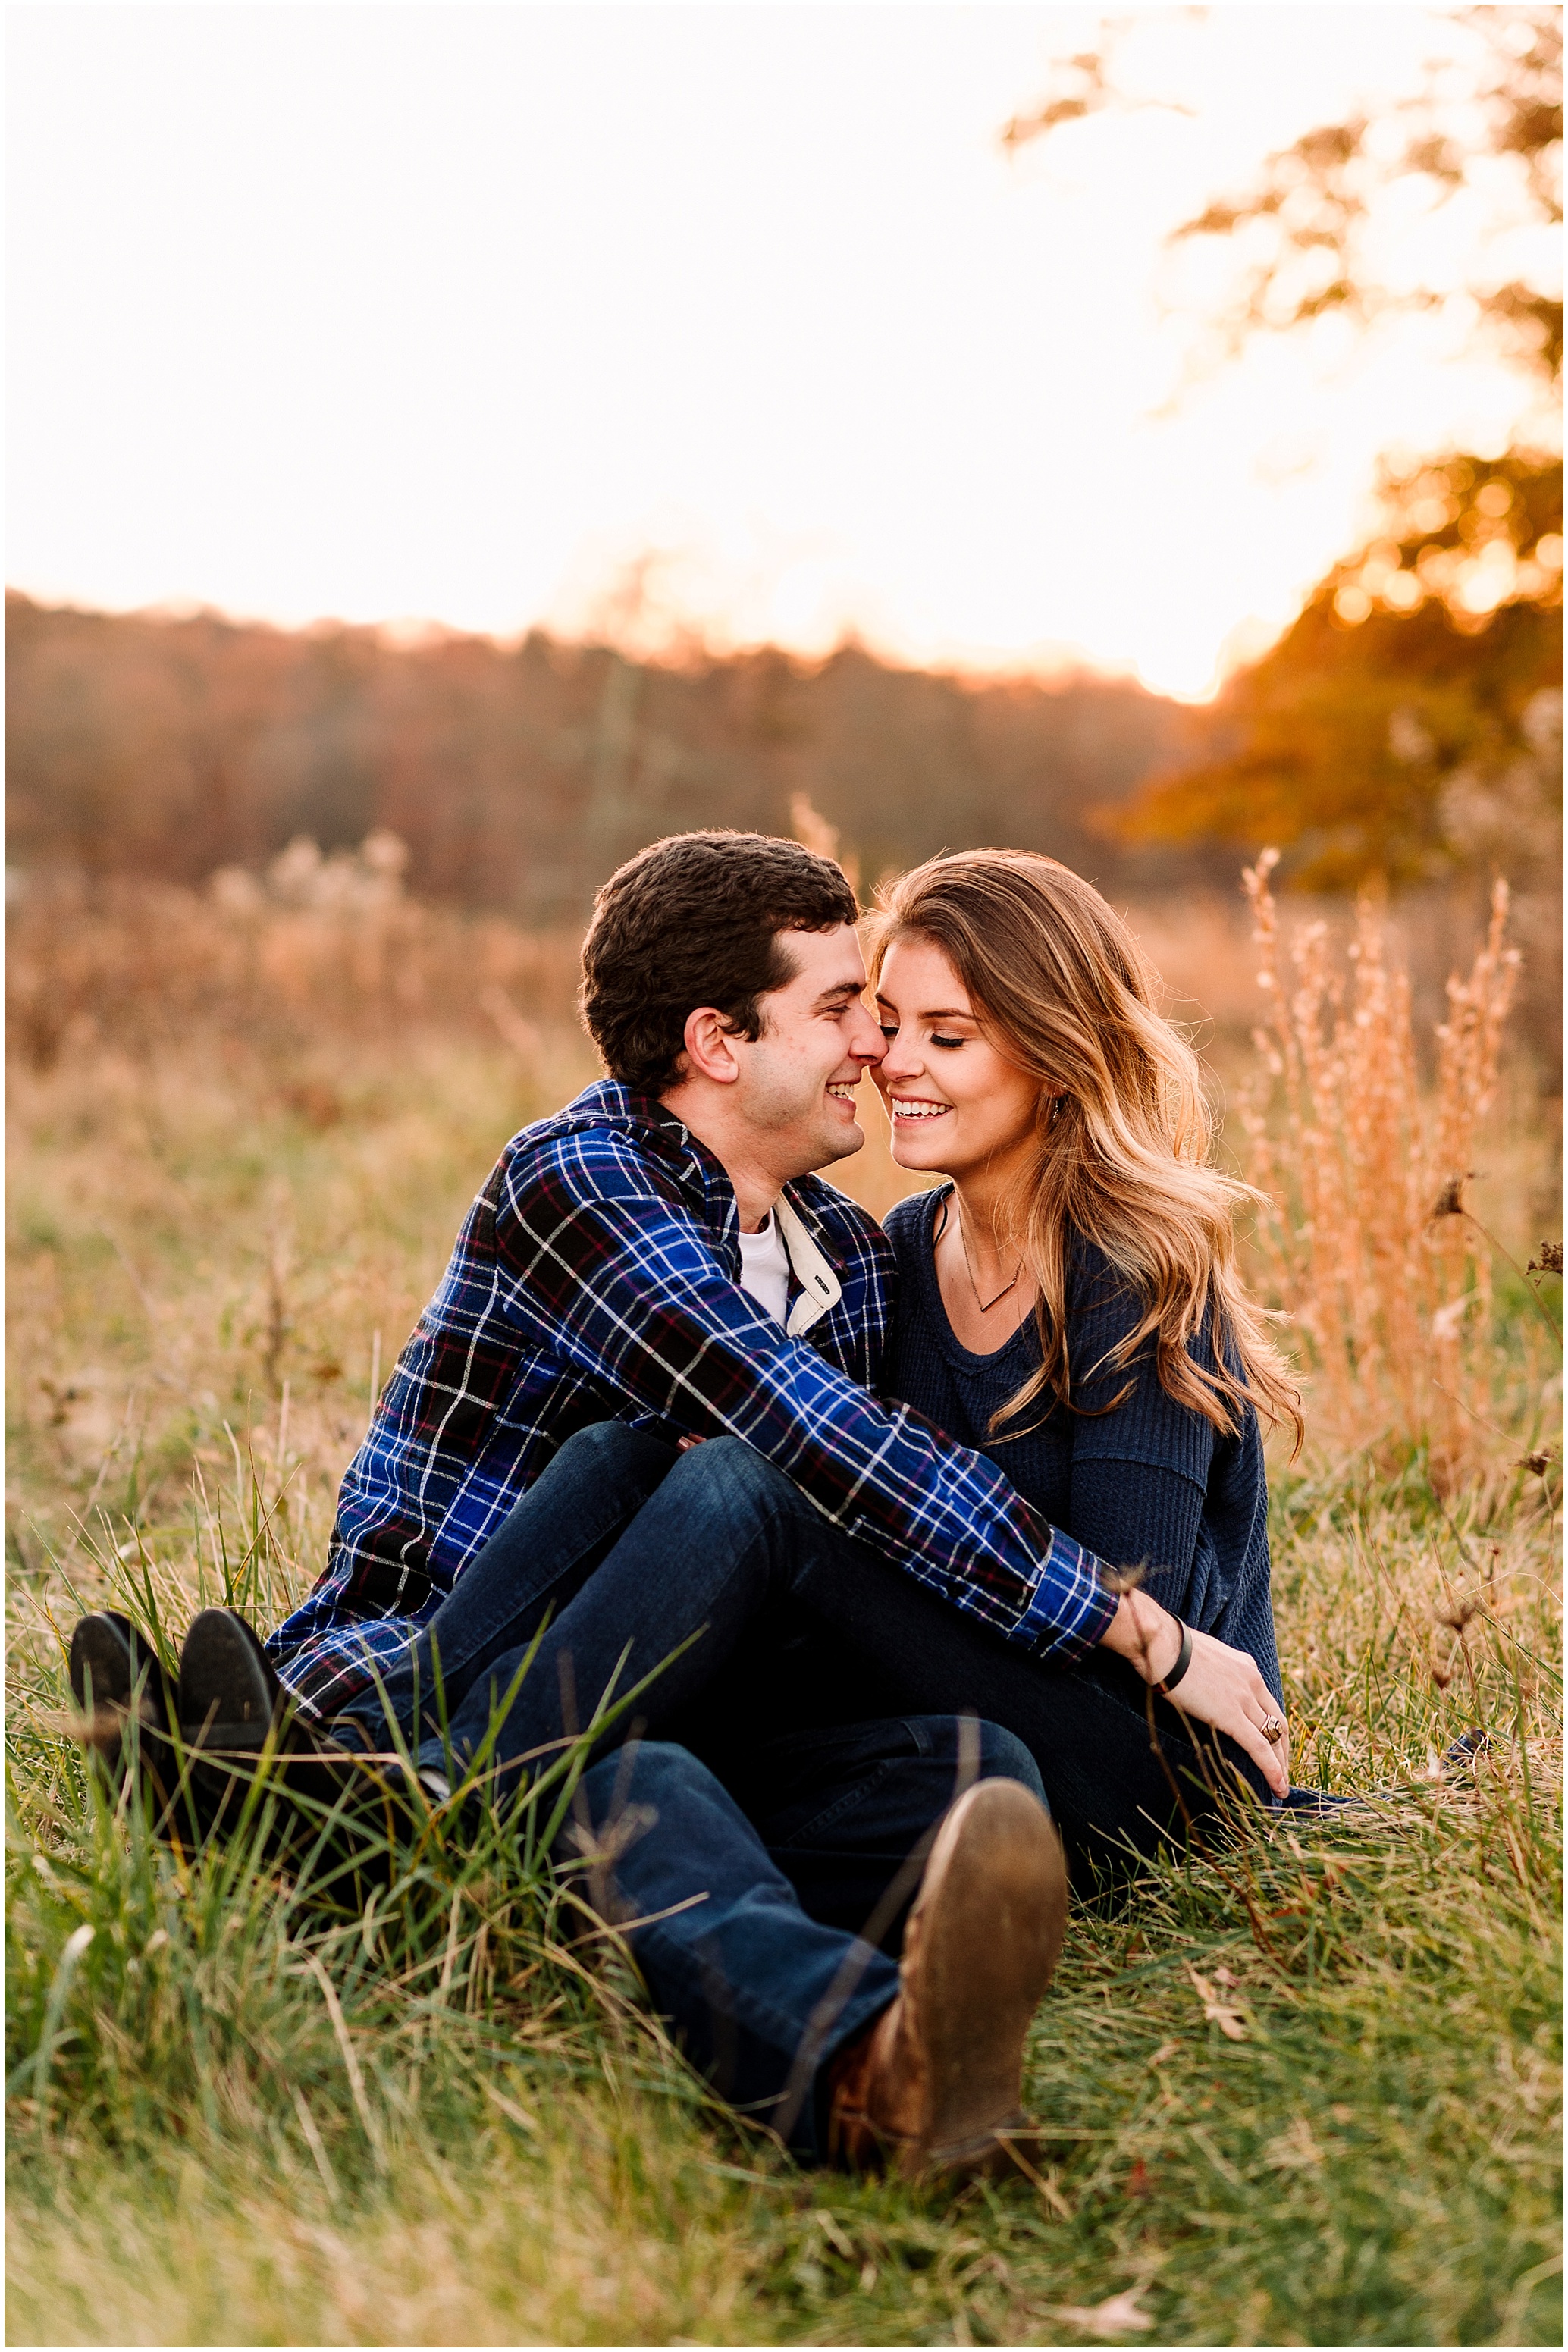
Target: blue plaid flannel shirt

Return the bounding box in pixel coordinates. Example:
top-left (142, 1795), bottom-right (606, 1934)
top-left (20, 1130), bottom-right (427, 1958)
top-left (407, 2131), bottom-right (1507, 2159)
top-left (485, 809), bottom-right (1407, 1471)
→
top-left (268, 1080), bottom-right (1117, 1715)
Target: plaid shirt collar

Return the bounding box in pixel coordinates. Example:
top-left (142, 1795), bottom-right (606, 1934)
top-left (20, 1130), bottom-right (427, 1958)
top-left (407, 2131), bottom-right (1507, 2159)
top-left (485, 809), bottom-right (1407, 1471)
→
top-left (563, 1079), bottom-right (849, 1282)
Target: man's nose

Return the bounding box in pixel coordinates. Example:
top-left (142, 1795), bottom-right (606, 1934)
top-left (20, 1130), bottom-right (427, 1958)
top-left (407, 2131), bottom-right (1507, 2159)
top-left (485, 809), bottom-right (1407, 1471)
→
top-left (848, 1005), bottom-right (887, 1062)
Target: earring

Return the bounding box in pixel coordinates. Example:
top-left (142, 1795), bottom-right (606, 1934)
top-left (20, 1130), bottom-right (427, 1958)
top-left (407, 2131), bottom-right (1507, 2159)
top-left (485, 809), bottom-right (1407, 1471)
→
top-left (1049, 1094), bottom-right (1065, 1126)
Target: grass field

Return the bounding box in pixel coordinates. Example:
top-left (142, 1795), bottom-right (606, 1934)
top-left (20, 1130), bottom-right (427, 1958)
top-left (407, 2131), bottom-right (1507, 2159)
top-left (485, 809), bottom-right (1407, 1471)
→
top-left (5, 890), bottom-right (1562, 2348)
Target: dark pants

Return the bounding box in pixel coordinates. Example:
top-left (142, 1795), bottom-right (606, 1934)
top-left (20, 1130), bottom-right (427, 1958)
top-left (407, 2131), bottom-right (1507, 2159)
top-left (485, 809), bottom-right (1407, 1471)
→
top-left (332, 1422), bottom-right (1063, 2150)
top-left (337, 1419), bottom-right (1270, 1883)
top-left (568, 1715), bottom-right (1035, 2156)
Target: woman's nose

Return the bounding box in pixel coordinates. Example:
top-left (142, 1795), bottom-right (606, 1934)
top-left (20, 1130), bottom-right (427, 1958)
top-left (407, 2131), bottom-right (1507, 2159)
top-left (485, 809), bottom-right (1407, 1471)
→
top-left (877, 1029), bottom-right (922, 1079)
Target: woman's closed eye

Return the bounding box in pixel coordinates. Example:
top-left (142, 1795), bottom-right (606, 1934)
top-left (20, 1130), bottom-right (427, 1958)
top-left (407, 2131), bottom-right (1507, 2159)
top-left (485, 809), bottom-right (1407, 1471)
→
top-left (878, 1024), bottom-right (967, 1049)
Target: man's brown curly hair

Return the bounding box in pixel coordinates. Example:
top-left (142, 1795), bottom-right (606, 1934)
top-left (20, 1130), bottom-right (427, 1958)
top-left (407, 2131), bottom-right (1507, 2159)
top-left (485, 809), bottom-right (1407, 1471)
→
top-left (580, 830), bottom-right (859, 1096)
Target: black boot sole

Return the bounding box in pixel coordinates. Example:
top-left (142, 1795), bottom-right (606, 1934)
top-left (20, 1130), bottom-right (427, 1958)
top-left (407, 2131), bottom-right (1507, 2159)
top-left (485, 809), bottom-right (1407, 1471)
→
top-left (67, 1610), bottom-right (212, 1843)
top-left (174, 1610), bottom-right (431, 1882)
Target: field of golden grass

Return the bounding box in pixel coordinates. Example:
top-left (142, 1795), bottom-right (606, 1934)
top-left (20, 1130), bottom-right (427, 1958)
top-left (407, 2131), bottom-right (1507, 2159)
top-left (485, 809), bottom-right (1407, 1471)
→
top-left (5, 863), bottom-right (1560, 2347)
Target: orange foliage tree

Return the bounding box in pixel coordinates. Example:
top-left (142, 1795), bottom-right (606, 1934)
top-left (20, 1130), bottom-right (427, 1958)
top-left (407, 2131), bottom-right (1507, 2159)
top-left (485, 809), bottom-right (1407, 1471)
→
top-left (1115, 453), bottom-right (1563, 892)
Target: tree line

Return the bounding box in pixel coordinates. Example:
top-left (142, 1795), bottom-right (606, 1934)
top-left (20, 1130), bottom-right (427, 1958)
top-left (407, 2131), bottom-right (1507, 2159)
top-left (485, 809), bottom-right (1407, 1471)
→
top-left (5, 594), bottom-right (1201, 918)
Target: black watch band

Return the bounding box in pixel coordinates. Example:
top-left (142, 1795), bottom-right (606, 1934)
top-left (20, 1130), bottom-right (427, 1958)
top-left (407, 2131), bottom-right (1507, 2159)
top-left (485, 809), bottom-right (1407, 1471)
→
top-left (1157, 1620), bottom-right (1194, 1695)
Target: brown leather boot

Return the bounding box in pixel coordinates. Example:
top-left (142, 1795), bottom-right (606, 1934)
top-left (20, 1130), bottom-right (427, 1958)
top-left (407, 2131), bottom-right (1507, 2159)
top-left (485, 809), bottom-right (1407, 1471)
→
top-left (825, 1777), bottom-right (1067, 2182)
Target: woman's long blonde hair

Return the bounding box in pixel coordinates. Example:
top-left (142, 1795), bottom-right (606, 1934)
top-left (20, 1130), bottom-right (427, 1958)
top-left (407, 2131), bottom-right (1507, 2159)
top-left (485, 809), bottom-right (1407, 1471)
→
top-left (866, 850), bottom-right (1302, 1450)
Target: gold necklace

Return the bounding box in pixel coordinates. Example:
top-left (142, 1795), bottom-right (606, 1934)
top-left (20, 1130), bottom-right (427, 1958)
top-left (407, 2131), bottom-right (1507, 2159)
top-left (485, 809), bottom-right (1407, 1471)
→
top-left (937, 1196), bottom-right (1022, 1314)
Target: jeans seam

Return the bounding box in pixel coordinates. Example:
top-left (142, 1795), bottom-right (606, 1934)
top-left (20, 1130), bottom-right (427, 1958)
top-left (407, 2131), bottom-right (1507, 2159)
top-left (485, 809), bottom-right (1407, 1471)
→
top-left (767, 1757), bottom-right (903, 1851)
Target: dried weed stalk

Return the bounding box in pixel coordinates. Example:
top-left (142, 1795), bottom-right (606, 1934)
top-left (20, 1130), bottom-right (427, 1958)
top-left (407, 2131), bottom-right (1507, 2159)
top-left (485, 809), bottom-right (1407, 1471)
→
top-left (1240, 851), bottom-right (1526, 1482)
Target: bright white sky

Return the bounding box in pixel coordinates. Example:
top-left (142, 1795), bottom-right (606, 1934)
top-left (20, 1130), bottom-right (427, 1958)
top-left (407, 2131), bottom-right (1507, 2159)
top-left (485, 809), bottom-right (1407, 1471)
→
top-left (6, 4), bottom-right (1547, 697)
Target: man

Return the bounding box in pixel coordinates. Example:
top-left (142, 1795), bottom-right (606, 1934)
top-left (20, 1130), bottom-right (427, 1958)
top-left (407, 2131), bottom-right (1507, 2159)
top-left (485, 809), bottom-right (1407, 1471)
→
top-left (267, 830), bottom-right (1119, 1704)
top-left (72, 831), bottom-right (1258, 2176)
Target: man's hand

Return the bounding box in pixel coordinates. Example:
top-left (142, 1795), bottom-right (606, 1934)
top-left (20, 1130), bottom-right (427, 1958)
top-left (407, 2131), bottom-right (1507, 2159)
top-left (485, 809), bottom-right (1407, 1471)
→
top-left (1099, 1589), bottom-right (1290, 1796)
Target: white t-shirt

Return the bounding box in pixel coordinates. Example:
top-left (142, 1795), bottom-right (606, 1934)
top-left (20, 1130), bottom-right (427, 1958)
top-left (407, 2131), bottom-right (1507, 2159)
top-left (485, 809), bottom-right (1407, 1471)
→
top-left (736, 1211), bottom-right (792, 1326)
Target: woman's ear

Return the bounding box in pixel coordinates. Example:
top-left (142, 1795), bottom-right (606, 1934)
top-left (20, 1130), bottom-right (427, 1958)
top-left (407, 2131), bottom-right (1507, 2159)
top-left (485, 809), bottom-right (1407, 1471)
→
top-left (681, 1005), bottom-right (743, 1087)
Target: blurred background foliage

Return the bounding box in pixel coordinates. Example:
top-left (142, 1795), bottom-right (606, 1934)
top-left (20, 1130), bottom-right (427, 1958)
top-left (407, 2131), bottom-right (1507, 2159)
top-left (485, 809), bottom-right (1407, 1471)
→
top-left (1007, 5), bottom-right (1562, 394)
top-left (9, 447), bottom-right (1559, 1053)
top-left (1010, 1), bottom-right (1563, 1060)
top-left (5, 4), bottom-right (1561, 1067)
top-left (1113, 449), bottom-right (1562, 893)
top-left (3, 597), bottom-right (1194, 917)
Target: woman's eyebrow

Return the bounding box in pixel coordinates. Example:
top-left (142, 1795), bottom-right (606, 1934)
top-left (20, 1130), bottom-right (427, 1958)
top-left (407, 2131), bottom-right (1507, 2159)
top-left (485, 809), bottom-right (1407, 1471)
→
top-left (874, 994), bottom-right (977, 1022)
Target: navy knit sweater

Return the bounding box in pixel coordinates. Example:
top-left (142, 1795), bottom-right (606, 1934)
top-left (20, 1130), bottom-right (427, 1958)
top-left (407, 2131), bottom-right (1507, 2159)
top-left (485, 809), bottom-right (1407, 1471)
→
top-left (883, 1187), bottom-right (1282, 1702)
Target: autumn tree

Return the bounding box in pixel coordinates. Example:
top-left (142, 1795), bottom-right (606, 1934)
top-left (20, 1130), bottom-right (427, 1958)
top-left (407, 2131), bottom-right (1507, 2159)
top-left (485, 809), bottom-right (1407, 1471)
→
top-left (1115, 449), bottom-right (1561, 888)
top-left (1006, 6), bottom-right (1562, 399)
top-left (1008, 5), bottom-right (1563, 892)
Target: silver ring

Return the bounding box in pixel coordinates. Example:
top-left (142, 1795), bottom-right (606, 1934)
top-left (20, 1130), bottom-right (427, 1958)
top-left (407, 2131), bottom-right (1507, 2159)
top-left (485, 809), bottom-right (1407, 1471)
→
top-left (1261, 1716), bottom-right (1286, 1745)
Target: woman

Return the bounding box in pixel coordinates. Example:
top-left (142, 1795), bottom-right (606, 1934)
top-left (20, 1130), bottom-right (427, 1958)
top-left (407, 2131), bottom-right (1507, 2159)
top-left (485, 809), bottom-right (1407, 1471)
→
top-left (640, 845), bottom-right (1304, 1865)
top-left (869, 848), bottom-right (1299, 1746)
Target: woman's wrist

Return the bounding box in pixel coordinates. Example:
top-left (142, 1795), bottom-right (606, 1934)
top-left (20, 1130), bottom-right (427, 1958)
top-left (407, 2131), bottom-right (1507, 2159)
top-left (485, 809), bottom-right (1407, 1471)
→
top-left (1099, 1588), bottom-right (1185, 1686)
top-left (1156, 1619), bottom-right (1194, 1692)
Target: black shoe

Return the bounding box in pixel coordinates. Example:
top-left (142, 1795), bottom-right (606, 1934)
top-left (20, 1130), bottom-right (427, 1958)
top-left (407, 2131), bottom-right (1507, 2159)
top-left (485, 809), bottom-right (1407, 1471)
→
top-left (176, 1613), bottom-right (430, 1875)
top-left (69, 1610), bottom-right (178, 1786)
top-left (1295, 1729), bottom-right (1499, 1827)
top-left (1442, 1727), bottom-right (1491, 1775)
top-left (177, 1607), bottom-right (284, 1755)
top-left (175, 1607), bottom-right (298, 1844)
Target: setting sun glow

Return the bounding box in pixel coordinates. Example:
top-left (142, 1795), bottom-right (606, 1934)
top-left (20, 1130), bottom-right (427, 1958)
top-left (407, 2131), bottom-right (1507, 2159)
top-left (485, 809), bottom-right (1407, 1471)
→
top-left (7, 5), bottom-right (1546, 697)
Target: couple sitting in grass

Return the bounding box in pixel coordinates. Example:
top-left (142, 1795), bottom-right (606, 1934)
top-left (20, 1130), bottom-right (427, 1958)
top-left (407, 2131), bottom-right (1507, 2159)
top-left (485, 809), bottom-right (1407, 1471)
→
top-left (71, 830), bottom-right (1310, 2184)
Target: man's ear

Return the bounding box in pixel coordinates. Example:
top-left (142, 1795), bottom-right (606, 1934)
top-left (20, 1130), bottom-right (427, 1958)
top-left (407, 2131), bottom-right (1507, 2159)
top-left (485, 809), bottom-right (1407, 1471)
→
top-left (680, 1005), bottom-right (744, 1087)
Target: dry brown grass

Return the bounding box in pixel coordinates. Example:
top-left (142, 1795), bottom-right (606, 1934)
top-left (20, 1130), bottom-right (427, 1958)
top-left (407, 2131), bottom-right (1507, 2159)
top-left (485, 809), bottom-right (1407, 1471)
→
top-left (1239, 851), bottom-right (1558, 1481)
top-left (2, 826), bottom-right (1293, 1080)
top-left (5, 845), bottom-right (585, 1077)
top-left (8, 839), bottom-right (1556, 1475)
top-left (6, 856), bottom-right (1560, 2349)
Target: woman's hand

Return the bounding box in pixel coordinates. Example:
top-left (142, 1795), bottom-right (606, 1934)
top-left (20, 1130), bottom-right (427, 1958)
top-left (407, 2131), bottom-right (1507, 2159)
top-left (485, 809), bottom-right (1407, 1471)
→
top-left (1099, 1589), bottom-right (1290, 1797)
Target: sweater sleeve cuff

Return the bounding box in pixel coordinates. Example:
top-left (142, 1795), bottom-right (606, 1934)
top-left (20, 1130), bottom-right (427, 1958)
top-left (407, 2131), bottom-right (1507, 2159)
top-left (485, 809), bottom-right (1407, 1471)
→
top-left (1014, 1531), bottom-right (1121, 1662)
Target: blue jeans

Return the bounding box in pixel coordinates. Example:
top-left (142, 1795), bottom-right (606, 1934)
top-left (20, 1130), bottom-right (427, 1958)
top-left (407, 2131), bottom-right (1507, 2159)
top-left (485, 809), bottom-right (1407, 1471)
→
top-left (569, 1716), bottom-right (1036, 2156)
top-left (335, 1422), bottom-right (1045, 2154)
top-left (337, 1421), bottom-right (844, 1802)
top-left (337, 1420), bottom-right (1272, 1881)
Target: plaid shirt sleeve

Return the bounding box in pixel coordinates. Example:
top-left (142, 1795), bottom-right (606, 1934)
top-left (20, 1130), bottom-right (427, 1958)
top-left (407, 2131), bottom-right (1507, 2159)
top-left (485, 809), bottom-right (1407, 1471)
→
top-left (499, 1126), bottom-right (1117, 1661)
